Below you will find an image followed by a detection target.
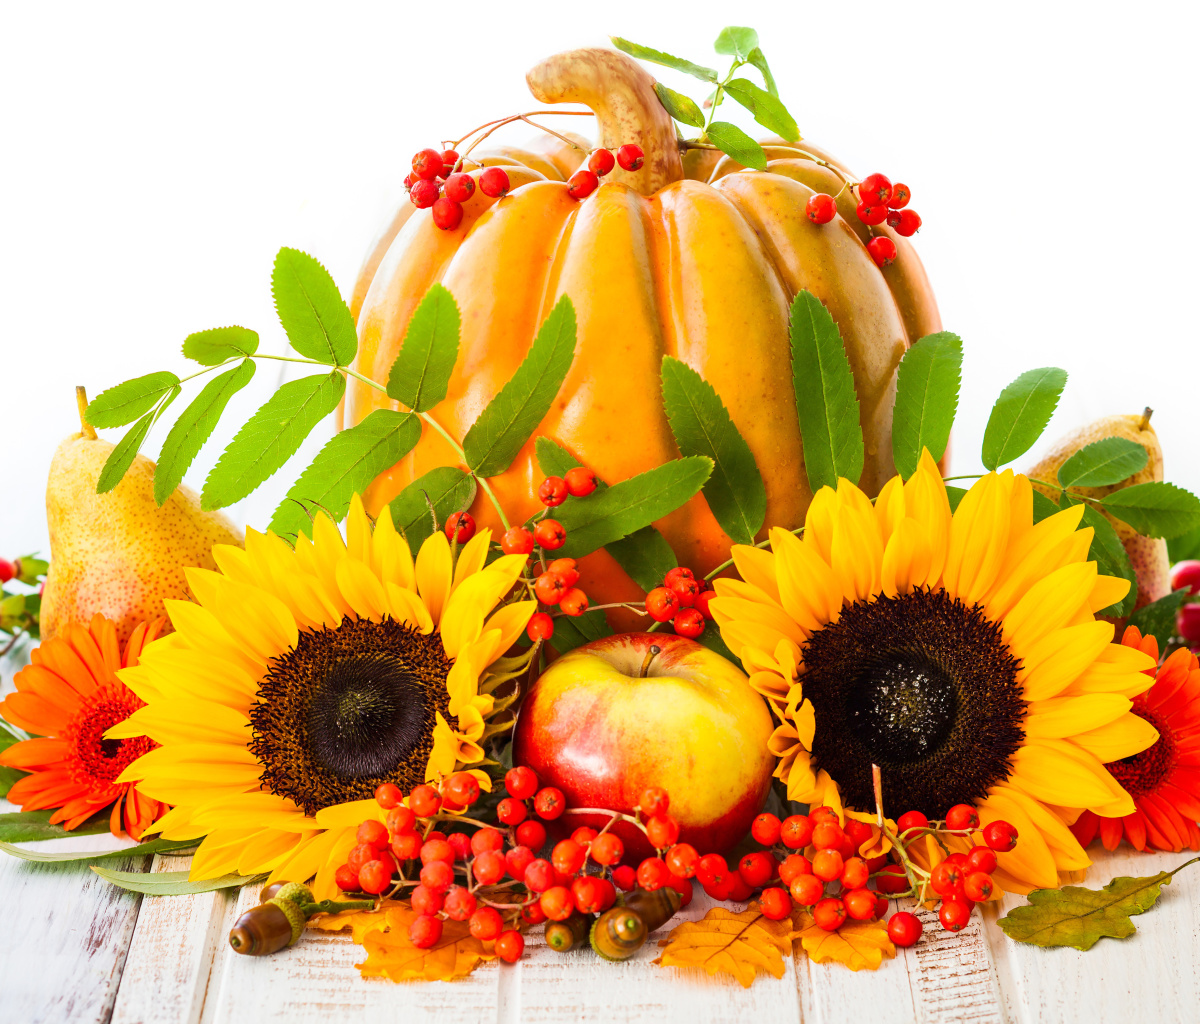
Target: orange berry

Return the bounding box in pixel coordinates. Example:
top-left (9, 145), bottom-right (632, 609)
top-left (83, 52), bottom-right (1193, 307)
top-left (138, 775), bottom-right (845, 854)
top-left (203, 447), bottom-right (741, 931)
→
top-left (590, 832), bottom-right (624, 866)
top-left (811, 849), bottom-right (844, 882)
top-left (665, 843), bottom-right (699, 879)
top-left (759, 886), bottom-right (792, 921)
top-left (639, 787), bottom-right (670, 816)
top-left (645, 814), bottom-right (680, 849)
top-left (813, 896), bottom-right (846, 931)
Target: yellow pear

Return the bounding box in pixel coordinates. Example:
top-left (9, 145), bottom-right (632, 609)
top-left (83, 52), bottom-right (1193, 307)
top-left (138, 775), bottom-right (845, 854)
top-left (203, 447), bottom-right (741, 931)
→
top-left (1026, 409), bottom-right (1169, 612)
top-left (40, 388), bottom-right (244, 644)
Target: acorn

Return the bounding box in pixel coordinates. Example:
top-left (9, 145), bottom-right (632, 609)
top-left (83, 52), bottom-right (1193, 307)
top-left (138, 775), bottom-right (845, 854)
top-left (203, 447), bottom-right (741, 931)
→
top-left (621, 886), bottom-right (681, 933)
top-left (228, 901), bottom-right (298, 956)
top-left (590, 886), bottom-right (680, 961)
top-left (545, 911), bottom-right (591, 953)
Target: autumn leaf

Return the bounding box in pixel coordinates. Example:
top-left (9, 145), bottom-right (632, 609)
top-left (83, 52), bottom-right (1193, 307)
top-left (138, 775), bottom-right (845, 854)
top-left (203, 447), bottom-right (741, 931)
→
top-left (308, 900), bottom-right (393, 945)
top-left (997, 856), bottom-right (1200, 951)
top-left (793, 909), bottom-right (896, 971)
top-left (654, 903), bottom-right (795, 988)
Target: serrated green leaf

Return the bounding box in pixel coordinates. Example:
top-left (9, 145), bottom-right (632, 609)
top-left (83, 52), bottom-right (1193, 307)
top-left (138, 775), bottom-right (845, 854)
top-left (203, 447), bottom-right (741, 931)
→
top-left (388, 467), bottom-right (477, 554)
top-left (553, 457), bottom-right (712, 559)
top-left (97, 386), bottom-right (181, 494)
top-left (386, 283), bottom-right (461, 412)
top-left (270, 410), bottom-right (422, 539)
top-left (1100, 482), bottom-right (1200, 540)
top-left (534, 438), bottom-right (677, 591)
top-left (154, 359), bottom-right (256, 506)
top-left (1168, 523), bottom-right (1200, 563)
top-left (0, 734), bottom-right (27, 799)
top-left (463, 297), bottom-right (576, 478)
top-left (87, 372), bottom-right (181, 428)
top-left (93, 867), bottom-right (263, 896)
top-left (661, 356), bottom-right (765, 546)
top-left (1058, 437), bottom-right (1150, 489)
top-left (1, 837), bottom-right (196, 864)
top-left (202, 372), bottom-right (344, 510)
top-left (1060, 491), bottom-right (1137, 618)
top-left (1128, 589), bottom-right (1190, 650)
top-left (723, 79), bottom-right (799, 142)
top-left (998, 859), bottom-right (1200, 950)
top-left (1032, 488), bottom-right (1061, 522)
top-left (0, 809), bottom-right (112, 843)
top-left (272, 247), bottom-right (357, 366)
top-left (745, 47), bottom-right (778, 97)
top-left (790, 290), bottom-right (864, 492)
top-left (182, 326), bottom-right (259, 365)
top-left (714, 26), bottom-right (759, 60)
top-left (654, 82), bottom-right (705, 129)
top-left (704, 121), bottom-right (768, 170)
top-left (981, 367), bottom-right (1068, 470)
top-left (891, 332), bottom-right (963, 479)
top-left (609, 37), bottom-right (718, 83)
top-left (550, 608), bottom-right (614, 656)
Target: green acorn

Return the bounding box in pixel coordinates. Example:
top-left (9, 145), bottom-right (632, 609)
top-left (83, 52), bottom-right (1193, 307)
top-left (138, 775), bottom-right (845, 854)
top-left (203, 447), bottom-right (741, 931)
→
top-left (545, 912), bottom-right (592, 953)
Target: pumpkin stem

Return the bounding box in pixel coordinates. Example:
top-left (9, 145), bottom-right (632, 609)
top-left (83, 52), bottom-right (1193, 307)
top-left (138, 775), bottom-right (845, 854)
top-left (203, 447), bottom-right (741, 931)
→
top-left (526, 48), bottom-right (683, 196)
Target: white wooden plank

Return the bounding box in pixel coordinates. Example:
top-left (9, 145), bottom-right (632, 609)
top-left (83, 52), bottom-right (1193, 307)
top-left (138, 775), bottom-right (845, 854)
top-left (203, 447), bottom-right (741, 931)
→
top-left (111, 853), bottom-right (234, 1024)
top-left (901, 903), bottom-right (1005, 1024)
top-left (982, 848), bottom-right (1200, 1024)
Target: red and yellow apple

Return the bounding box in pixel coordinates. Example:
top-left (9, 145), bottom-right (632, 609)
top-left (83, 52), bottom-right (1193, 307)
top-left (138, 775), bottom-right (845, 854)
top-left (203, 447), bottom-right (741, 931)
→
top-left (511, 632), bottom-right (775, 857)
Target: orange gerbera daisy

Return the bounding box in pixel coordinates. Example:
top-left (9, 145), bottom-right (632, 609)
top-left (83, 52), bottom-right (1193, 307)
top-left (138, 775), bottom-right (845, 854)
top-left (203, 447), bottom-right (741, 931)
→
top-left (0, 614), bottom-right (168, 839)
top-left (1071, 625), bottom-right (1200, 853)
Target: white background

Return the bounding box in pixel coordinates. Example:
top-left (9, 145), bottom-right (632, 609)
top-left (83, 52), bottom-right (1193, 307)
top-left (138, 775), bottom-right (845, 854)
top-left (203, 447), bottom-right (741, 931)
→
top-left (3, 0), bottom-right (1198, 560)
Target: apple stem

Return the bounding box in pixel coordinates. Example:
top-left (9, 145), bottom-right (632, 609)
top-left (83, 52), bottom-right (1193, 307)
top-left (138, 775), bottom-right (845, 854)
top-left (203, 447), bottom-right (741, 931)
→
top-left (638, 645), bottom-right (661, 678)
top-left (1140, 406), bottom-right (1154, 431)
top-left (76, 386), bottom-right (98, 440)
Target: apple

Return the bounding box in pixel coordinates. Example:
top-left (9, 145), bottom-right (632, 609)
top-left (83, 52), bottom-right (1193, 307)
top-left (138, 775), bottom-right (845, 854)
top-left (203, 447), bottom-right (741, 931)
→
top-left (511, 632), bottom-right (775, 858)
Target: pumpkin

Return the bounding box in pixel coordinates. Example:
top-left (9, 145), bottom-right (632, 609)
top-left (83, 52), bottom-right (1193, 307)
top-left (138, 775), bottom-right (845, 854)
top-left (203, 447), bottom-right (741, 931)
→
top-left (347, 47), bottom-right (941, 620)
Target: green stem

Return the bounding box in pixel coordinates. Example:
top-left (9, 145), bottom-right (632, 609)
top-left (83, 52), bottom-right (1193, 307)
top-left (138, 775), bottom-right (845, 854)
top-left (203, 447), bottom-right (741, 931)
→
top-left (300, 898), bottom-right (375, 916)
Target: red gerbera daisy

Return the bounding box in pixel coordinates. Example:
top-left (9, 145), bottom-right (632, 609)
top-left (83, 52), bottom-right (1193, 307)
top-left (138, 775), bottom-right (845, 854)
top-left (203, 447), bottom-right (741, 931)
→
top-left (1071, 625), bottom-right (1200, 853)
top-left (0, 614), bottom-right (168, 839)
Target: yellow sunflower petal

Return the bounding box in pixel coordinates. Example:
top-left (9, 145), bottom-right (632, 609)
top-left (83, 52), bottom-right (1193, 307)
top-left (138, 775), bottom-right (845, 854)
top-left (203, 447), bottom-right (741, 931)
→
top-left (998, 783), bottom-right (1092, 872)
top-left (370, 505), bottom-right (416, 591)
top-left (238, 828), bottom-right (311, 875)
top-left (902, 451), bottom-right (952, 585)
top-left (450, 529), bottom-right (495, 592)
top-left (384, 582), bottom-right (434, 634)
top-left (345, 494), bottom-right (372, 563)
top-left (880, 518), bottom-right (932, 598)
top-left (415, 531), bottom-right (453, 624)
top-left (1018, 620), bottom-right (1115, 701)
top-left (164, 600), bottom-right (265, 679)
top-left (1002, 561), bottom-right (1097, 651)
top-left (1009, 740), bottom-right (1133, 814)
top-left (1087, 574), bottom-right (1131, 614)
top-left (184, 568), bottom-right (299, 664)
top-left (729, 545), bottom-right (782, 605)
top-left (105, 699), bottom-right (250, 746)
top-left (802, 487), bottom-right (838, 564)
top-left (482, 602), bottom-right (537, 658)
top-left (873, 475), bottom-right (906, 546)
top-left (314, 799), bottom-right (386, 829)
top-left (1023, 694), bottom-right (1133, 739)
top-left (189, 828), bottom-right (261, 881)
top-left (830, 484), bottom-right (884, 603)
top-left (984, 505), bottom-right (1088, 620)
top-left (1070, 714), bottom-right (1159, 763)
top-left (269, 827), bottom-right (343, 886)
top-left (336, 558), bottom-right (389, 622)
top-left (770, 527), bottom-right (842, 635)
top-left (313, 826), bottom-right (359, 901)
top-left (977, 790), bottom-right (1059, 891)
top-left (1061, 641), bottom-right (1156, 697)
top-left (944, 472), bottom-right (1013, 604)
top-left (441, 569), bottom-right (521, 660)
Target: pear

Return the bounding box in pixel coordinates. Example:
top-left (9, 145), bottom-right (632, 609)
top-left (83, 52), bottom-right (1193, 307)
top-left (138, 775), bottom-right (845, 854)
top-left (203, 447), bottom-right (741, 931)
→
top-left (1026, 409), bottom-right (1169, 612)
top-left (40, 388), bottom-right (244, 644)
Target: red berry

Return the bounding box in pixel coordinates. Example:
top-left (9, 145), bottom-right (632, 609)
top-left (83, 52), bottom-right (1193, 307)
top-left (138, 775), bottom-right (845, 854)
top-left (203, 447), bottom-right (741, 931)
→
top-left (525, 612), bottom-right (553, 643)
top-left (403, 172), bottom-right (417, 189)
top-left (813, 896), bottom-right (847, 931)
top-left (939, 898), bottom-right (972, 932)
top-left (335, 863), bottom-right (360, 892)
top-left (567, 168), bottom-right (599, 199)
top-left (412, 148), bottom-right (443, 180)
top-left (1171, 560), bottom-right (1200, 595)
top-left (812, 821), bottom-right (845, 851)
top-left (440, 148), bottom-right (460, 167)
top-left (983, 820), bottom-right (1019, 852)
top-left (431, 196), bottom-right (464, 231)
top-left (612, 864), bottom-right (637, 891)
top-left (781, 815), bottom-right (814, 850)
top-left (844, 818), bottom-right (874, 852)
top-left (843, 887), bottom-right (877, 921)
top-left (663, 567), bottom-right (695, 585)
top-left (888, 910), bottom-right (923, 947)
top-left (559, 588), bottom-right (589, 616)
top-left (520, 902), bottom-right (546, 928)
top-left (502, 526), bottom-right (535, 555)
top-left (374, 783), bottom-right (403, 809)
top-left (505, 845), bottom-right (535, 880)
top-left (472, 850), bottom-right (506, 885)
top-left (565, 466), bottom-right (597, 497)
top-left (759, 886), bottom-right (792, 921)
top-left (738, 851), bottom-right (776, 888)
top-left (856, 201), bottom-right (889, 226)
top-left (859, 172), bottom-right (892, 205)
top-left (443, 885), bottom-right (477, 921)
top-left (444, 510), bottom-right (475, 541)
top-left (591, 832), bottom-right (624, 866)
top-left (409, 913), bottom-right (443, 948)
top-left (695, 853), bottom-right (729, 889)
top-left (931, 861), bottom-right (965, 897)
top-left (523, 858), bottom-right (555, 892)
top-left (665, 842), bottom-right (699, 878)
top-left (789, 874), bottom-right (825, 906)
top-left (945, 804), bottom-right (980, 831)
top-left (805, 192), bottom-right (838, 224)
top-left (498, 796), bottom-right (528, 826)
top-left (874, 894), bottom-right (890, 920)
top-left (693, 589), bottom-right (715, 620)
top-left (443, 172), bottom-right (475, 203)
top-left (516, 820), bottom-right (547, 850)
top-left (506, 766), bottom-right (539, 800)
top-left (538, 476), bottom-right (568, 506)
top-left (470, 828), bottom-right (504, 856)
top-left (667, 875), bottom-right (693, 907)
top-left (887, 182), bottom-right (911, 209)
top-left (966, 845), bottom-right (998, 874)
top-left (644, 813), bottom-right (680, 849)
top-left (964, 871), bottom-right (994, 902)
top-left (421, 838), bottom-right (455, 866)
top-left (1178, 603), bottom-right (1200, 644)
top-left (534, 519), bottom-right (566, 550)
top-left (469, 906), bottom-right (503, 941)
top-left (495, 930), bottom-right (525, 963)
top-left (419, 859), bottom-right (454, 893)
top-left (809, 806), bottom-right (839, 825)
top-left (897, 810), bottom-right (929, 836)
top-left (637, 856), bottom-right (670, 890)
top-left (811, 850), bottom-right (844, 882)
top-left (534, 571), bottom-right (566, 605)
top-left (778, 854), bottom-right (811, 887)
top-left (672, 608), bottom-right (704, 639)
top-left (840, 857), bottom-right (870, 890)
top-left (391, 832), bottom-right (422, 861)
top-left (616, 144), bottom-right (644, 171)
top-left (645, 587), bottom-right (680, 622)
top-left (534, 787), bottom-right (565, 820)
top-left (639, 787), bottom-right (670, 816)
top-left (667, 576), bottom-right (700, 608)
top-left (887, 208), bottom-right (922, 236)
top-left (357, 819), bottom-right (389, 847)
top-left (408, 784), bottom-right (441, 818)
top-left (867, 236), bottom-right (898, 267)
top-left (572, 875), bottom-right (605, 914)
top-left (875, 864), bottom-right (909, 895)
top-left (347, 843), bottom-right (377, 874)
top-left (443, 771), bottom-right (481, 807)
top-left (552, 839), bottom-right (586, 876)
top-left (547, 558), bottom-right (580, 587)
top-left (540, 885), bottom-right (575, 921)
top-left (752, 813), bottom-right (782, 846)
top-left (447, 832), bottom-right (472, 862)
top-left (587, 149), bottom-right (616, 176)
top-left (409, 178), bottom-right (440, 209)
top-left (478, 166), bottom-right (510, 198)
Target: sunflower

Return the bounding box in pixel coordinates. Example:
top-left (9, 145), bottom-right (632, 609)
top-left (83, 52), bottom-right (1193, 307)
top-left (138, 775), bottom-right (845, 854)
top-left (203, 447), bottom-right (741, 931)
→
top-left (1070, 625), bottom-right (1200, 853)
top-left (709, 451), bottom-right (1160, 893)
top-left (0, 614), bottom-right (168, 839)
top-left (111, 495), bottom-right (534, 898)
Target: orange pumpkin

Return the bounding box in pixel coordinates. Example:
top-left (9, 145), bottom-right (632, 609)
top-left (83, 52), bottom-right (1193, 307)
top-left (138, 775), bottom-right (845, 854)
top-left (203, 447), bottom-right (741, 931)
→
top-left (347, 47), bottom-right (941, 622)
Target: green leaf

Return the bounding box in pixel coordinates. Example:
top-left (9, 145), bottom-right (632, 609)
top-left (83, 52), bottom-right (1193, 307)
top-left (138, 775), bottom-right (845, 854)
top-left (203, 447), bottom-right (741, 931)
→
top-left (1060, 491), bottom-right (1137, 618)
top-left (0, 734), bottom-right (27, 799)
top-left (704, 122), bottom-right (767, 170)
top-left (386, 283), bottom-right (461, 412)
top-left (654, 82), bottom-right (705, 129)
top-left (696, 620), bottom-right (740, 666)
top-left (534, 438), bottom-right (677, 591)
top-left (0, 837), bottom-right (196, 864)
top-left (154, 359), bottom-right (256, 506)
top-left (745, 47), bottom-right (778, 97)
top-left (980, 367), bottom-right (1068, 470)
top-left (553, 457), bottom-right (713, 559)
top-left (1058, 437), bottom-right (1149, 489)
top-left (661, 356), bottom-right (765, 546)
top-left (92, 867), bottom-right (263, 896)
top-left (0, 809), bottom-right (113, 843)
top-left (891, 332), bottom-right (963, 479)
top-left (946, 485), bottom-right (968, 513)
top-left (97, 386), bottom-right (181, 494)
top-left (1032, 488), bottom-right (1061, 522)
top-left (463, 296), bottom-right (576, 478)
top-left (271, 247), bottom-right (357, 366)
top-left (550, 609), bottom-right (614, 656)
top-left (789, 290), bottom-right (864, 492)
top-left (1128, 589), bottom-right (1190, 651)
top-left (202, 372), bottom-right (345, 510)
top-left (388, 467), bottom-right (477, 554)
top-left (997, 859), bottom-right (1200, 950)
top-left (87, 372), bottom-right (181, 428)
top-left (1100, 482), bottom-right (1200, 540)
top-left (723, 79), bottom-right (799, 142)
top-left (714, 26), bottom-right (759, 60)
top-left (270, 410), bottom-right (422, 539)
top-left (609, 37), bottom-right (718, 83)
top-left (1168, 523), bottom-right (1200, 563)
top-left (182, 326), bottom-right (259, 365)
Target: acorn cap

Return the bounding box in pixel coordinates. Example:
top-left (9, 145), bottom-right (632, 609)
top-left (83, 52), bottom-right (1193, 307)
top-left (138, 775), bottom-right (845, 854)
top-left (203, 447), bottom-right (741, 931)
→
top-left (268, 897), bottom-right (307, 944)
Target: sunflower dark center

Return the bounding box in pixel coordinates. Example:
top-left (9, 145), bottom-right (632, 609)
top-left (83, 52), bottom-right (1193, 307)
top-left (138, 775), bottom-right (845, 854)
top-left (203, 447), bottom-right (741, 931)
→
top-left (1106, 704), bottom-right (1174, 797)
top-left (249, 617), bottom-right (452, 816)
top-left (803, 588), bottom-right (1026, 819)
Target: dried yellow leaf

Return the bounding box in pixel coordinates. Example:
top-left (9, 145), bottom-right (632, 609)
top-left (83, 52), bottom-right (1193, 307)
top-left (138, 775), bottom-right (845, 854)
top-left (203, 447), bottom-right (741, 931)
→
top-left (308, 899), bottom-right (395, 945)
top-left (793, 909), bottom-right (896, 971)
top-left (654, 903), bottom-right (796, 988)
top-left (358, 905), bottom-right (496, 982)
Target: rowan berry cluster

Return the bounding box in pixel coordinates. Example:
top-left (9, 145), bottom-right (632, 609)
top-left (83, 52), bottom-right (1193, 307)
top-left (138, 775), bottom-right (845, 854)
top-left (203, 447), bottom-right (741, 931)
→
top-left (565, 144), bottom-right (645, 200)
top-left (405, 147), bottom-right (512, 231)
top-left (804, 171), bottom-right (922, 269)
top-left (644, 566), bottom-right (714, 640)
